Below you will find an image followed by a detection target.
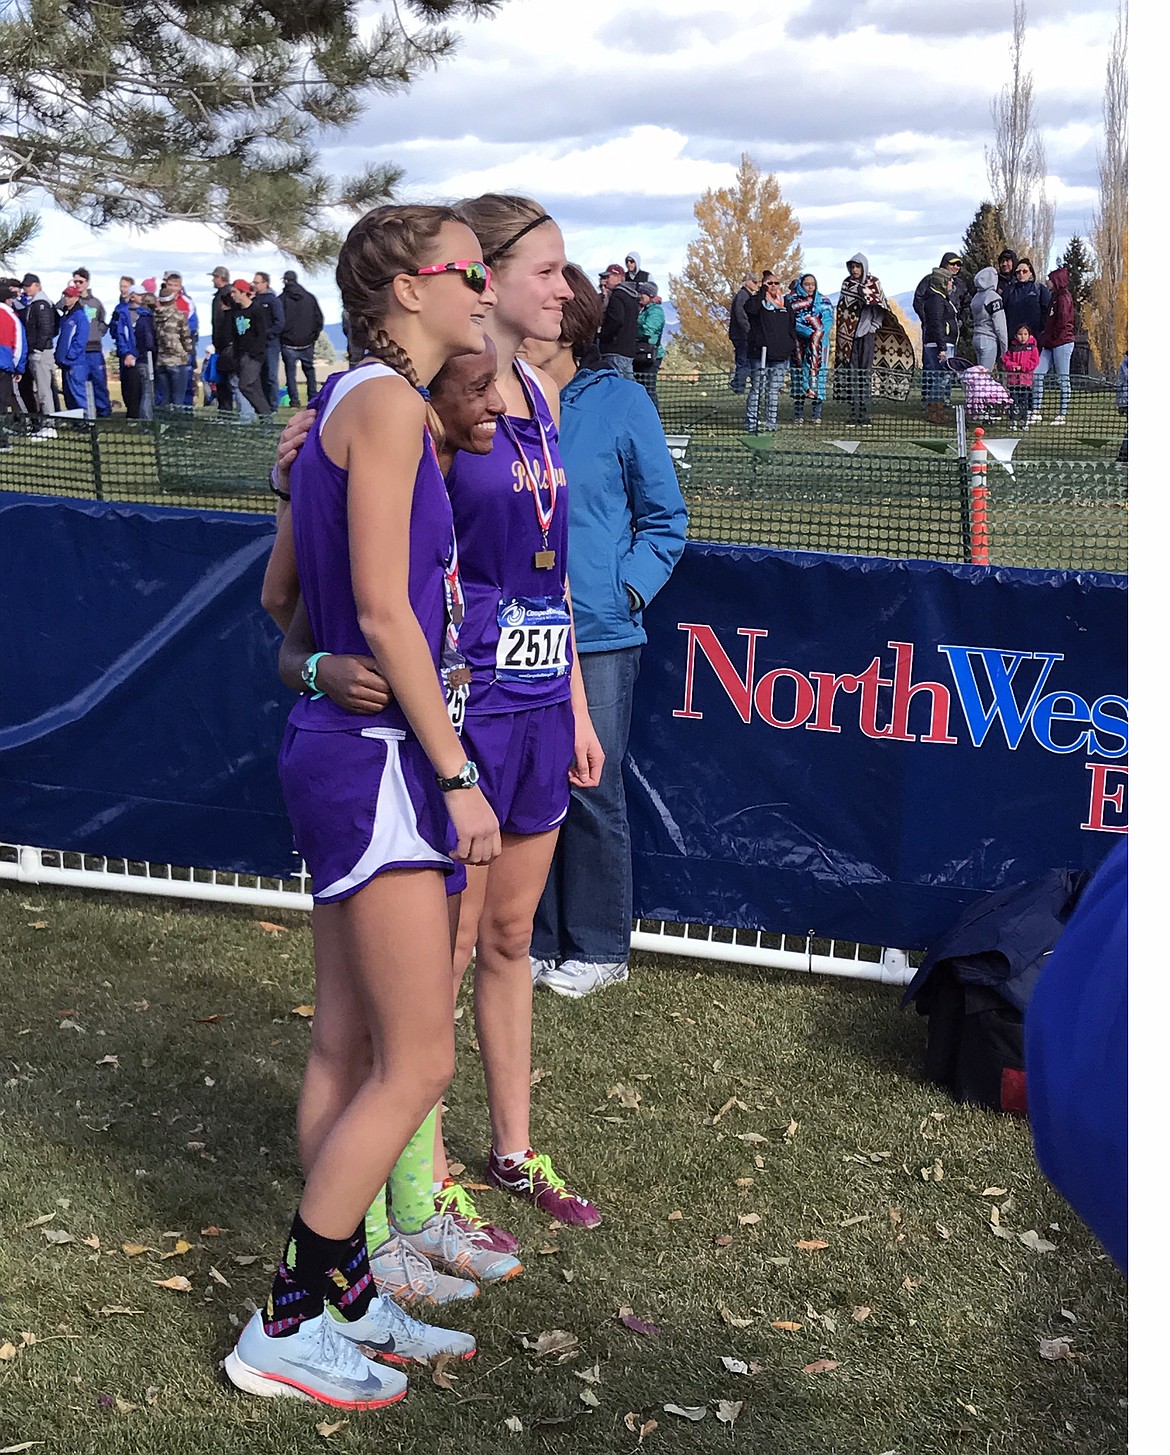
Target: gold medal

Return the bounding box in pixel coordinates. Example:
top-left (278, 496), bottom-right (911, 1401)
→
top-left (534, 549), bottom-right (556, 570)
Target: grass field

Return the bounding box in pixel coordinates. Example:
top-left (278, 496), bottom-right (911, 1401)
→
top-left (0, 887), bottom-right (1127, 1455)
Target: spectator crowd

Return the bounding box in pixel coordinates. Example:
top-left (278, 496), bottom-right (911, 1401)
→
top-left (0, 263), bottom-right (326, 442)
top-left (0, 240), bottom-right (1108, 445)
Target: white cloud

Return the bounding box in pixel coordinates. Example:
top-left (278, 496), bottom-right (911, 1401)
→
top-left (6, 0), bottom-right (1120, 321)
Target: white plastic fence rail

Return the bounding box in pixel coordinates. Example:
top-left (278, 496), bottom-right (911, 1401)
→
top-left (1, 842), bottom-right (914, 988)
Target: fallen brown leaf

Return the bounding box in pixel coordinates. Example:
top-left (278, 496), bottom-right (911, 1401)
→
top-left (201, 1226), bottom-right (229, 1237)
top-left (666, 1210), bottom-right (683, 1221)
top-left (193, 1014), bottom-right (225, 1024)
top-left (738, 1213), bottom-right (761, 1227)
top-left (718, 1304), bottom-right (753, 1329)
top-left (796, 1239), bottom-right (829, 1252)
top-left (713, 1234), bottom-right (734, 1249)
top-left (152, 1276), bottom-right (193, 1293)
top-left (291, 1004), bottom-right (315, 1018)
top-left (95, 1055), bottom-right (120, 1068)
top-left (315, 1419), bottom-right (348, 1437)
top-left (771, 1320), bottom-right (803, 1332)
top-left (256, 921), bottom-right (287, 935)
top-left (431, 1352), bottom-right (460, 1389)
top-left (24, 1213), bottom-right (55, 1229)
top-left (161, 1239), bottom-right (192, 1259)
top-left (802, 1359), bottom-right (840, 1375)
top-left (41, 1228), bottom-right (74, 1246)
top-left (852, 1306), bottom-right (872, 1322)
top-left (0, 1343), bottom-right (18, 1361)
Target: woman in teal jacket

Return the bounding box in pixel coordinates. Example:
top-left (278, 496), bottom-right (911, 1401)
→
top-left (787, 274), bottom-right (834, 423)
top-left (524, 264), bottom-right (688, 998)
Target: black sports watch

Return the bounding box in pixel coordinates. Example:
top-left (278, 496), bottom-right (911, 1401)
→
top-left (436, 760), bottom-right (480, 791)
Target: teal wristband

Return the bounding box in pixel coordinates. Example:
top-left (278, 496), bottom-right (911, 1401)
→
top-left (301, 650), bottom-right (332, 699)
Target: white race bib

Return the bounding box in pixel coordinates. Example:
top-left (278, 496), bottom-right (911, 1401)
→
top-left (495, 596), bottom-right (571, 682)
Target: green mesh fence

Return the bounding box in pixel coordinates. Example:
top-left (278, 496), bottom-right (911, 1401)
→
top-left (0, 379), bottom-right (1127, 572)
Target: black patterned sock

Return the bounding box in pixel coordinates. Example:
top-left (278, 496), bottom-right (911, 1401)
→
top-left (262, 1212), bottom-right (325, 1338)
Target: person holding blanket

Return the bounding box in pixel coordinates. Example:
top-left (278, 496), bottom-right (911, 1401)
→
top-left (788, 274), bottom-right (833, 425)
top-left (226, 203), bottom-right (502, 1409)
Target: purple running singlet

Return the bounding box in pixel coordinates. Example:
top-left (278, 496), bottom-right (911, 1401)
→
top-left (283, 362), bottom-right (466, 900)
top-left (445, 360), bottom-right (573, 718)
top-left (445, 359), bottom-right (574, 834)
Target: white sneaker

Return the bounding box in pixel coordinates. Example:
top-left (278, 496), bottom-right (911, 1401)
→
top-left (530, 956), bottom-right (555, 985)
top-left (1052, 414), bottom-right (1067, 426)
top-left (32, 426), bottom-right (58, 441)
top-left (370, 1235), bottom-right (479, 1308)
top-left (537, 960), bottom-right (629, 999)
top-left (328, 1292), bottom-right (476, 1366)
top-left (1028, 410), bottom-right (1042, 424)
top-left (225, 1310), bottom-right (407, 1407)
top-left (396, 1213), bottom-right (523, 1285)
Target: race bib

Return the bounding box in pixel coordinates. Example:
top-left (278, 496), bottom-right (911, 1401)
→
top-left (495, 596), bottom-right (571, 682)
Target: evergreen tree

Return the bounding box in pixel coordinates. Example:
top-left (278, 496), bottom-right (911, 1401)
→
top-left (669, 153), bottom-right (802, 363)
top-left (0, 0), bottom-right (504, 267)
top-left (1056, 235), bottom-right (1095, 328)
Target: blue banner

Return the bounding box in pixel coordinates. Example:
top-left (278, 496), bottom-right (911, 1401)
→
top-left (1, 498), bottom-right (1126, 948)
top-left (0, 494), bottom-right (294, 877)
top-left (626, 545), bottom-right (1127, 948)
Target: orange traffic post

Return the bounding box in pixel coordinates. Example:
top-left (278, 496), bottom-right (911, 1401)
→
top-left (968, 425), bottom-right (989, 565)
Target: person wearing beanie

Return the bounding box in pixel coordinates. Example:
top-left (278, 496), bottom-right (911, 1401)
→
top-left (54, 286), bottom-right (89, 411)
top-left (279, 269), bottom-right (325, 407)
top-left (154, 277), bottom-right (196, 408)
top-left (919, 266), bottom-right (959, 422)
top-left (633, 279), bottom-right (665, 406)
top-left (996, 248), bottom-right (1019, 297)
top-left (914, 250), bottom-right (969, 332)
top-left (598, 264), bottom-right (639, 378)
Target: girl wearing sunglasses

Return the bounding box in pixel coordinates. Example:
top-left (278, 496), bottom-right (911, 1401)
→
top-left (265, 194), bottom-right (605, 1293)
top-left (228, 204), bottom-right (502, 1409)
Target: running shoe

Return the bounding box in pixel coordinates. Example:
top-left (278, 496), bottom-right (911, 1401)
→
top-left (436, 1177), bottom-right (521, 1255)
top-left (370, 1234), bottom-right (479, 1308)
top-left (327, 1292), bottom-right (476, 1366)
top-left (487, 1149), bottom-right (602, 1229)
top-left (530, 955), bottom-right (556, 985)
top-left (397, 1212), bottom-right (523, 1285)
top-left (536, 960), bottom-right (629, 999)
top-left (1052, 414), bottom-right (1067, 426)
top-left (225, 1310), bottom-right (407, 1408)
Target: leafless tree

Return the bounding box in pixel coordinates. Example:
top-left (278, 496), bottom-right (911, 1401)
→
top-left (1029, 190), bottom-right (1055, 277)
top-left (986, 0), bottom-right (1048, 257)
top-left (1088, 1), bottom-right (1128, 371)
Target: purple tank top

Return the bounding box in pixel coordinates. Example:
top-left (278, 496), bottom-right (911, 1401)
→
top-left (445, 360), bottom-right (572, 717)
top-left (288, 363), bottom-right (453, 735)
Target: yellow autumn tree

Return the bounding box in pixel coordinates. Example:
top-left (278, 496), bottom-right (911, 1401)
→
top-left (669, 153), bottom-right (802, 364)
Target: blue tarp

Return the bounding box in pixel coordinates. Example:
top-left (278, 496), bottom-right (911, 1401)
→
top-left (1, 496), bottom-right (1127, 946)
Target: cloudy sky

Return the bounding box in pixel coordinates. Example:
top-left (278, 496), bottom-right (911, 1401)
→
top-left (29, 0), bottom-right (1123, 322)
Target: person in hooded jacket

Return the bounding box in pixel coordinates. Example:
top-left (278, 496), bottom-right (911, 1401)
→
top-left (523, 263), bottom-right (687, 998)
top-left (279, 269), bottom-right (325, 407)
top-left (1003, 258), bottom-right (1050, 341)
top-left (787, 274), bottom-right (833, 424)
top-left (834, 251), bottom-right (889, 425)
top-left (1031, 265), bottom-right (1075, 425)
top-left (633, 280), bottom-right (666, 406)
top-left (623, 252), bottom-right (650, 286)
top-left (914, 252), bottom-right (969, 333)
top-left (970, 266), bottom-right (1008, 371)
top-left (920, 267), bottom-right (959, 421)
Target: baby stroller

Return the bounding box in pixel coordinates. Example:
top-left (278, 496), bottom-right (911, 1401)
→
top-left (948, 358), bottom-right (1013, 427)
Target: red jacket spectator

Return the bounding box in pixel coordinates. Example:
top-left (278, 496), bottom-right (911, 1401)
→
top-left (1038, 267), bottom-right (1074, 349)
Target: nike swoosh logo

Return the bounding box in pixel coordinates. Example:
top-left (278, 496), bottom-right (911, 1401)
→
top-left (281, 1356), bottom-right (385, 1396)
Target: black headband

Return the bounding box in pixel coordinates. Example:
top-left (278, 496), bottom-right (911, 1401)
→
top-left (483, 214), bottom-right (554, 264)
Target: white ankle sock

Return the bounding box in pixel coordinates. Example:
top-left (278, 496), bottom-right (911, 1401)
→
top-left (494, 1147), bottom-right (530, 1167)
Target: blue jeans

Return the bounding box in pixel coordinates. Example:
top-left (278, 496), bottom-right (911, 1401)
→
top-left (157, 364), bottom-right (190, 408)
top-left (262, 339), bottom-right (283, 410)
top-left (730, 339), bottom-right (750, 393)
top-left (601, 353), bottom-right (635, 379)
top-left (744, 360), bottom-right (789, 431)
top-left (1033, 342), bottom-right (1073, 416)
top-left (532, 646), bottom-right (641, 967)
top-left (922, 344), bottom-right (953, 403)
top-left (282, 345), bottom-right (319, 407)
